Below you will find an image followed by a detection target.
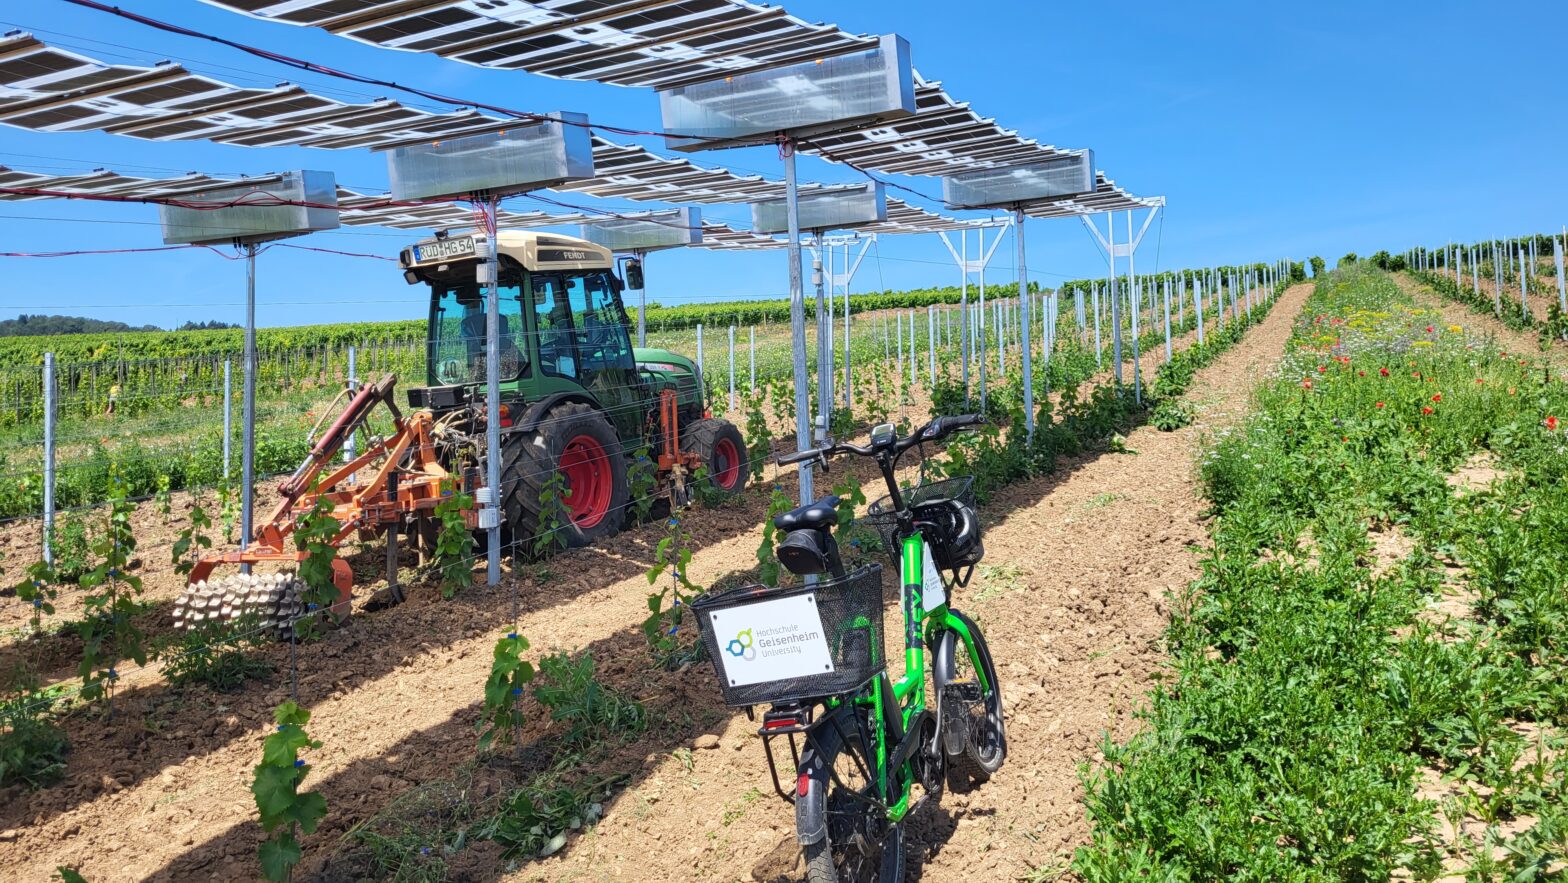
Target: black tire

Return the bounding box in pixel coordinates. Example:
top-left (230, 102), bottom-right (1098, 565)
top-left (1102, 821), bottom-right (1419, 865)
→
top-left (681, 418), bottom-right (747, 498)
top-left (500, 402), bottom-right (629, 552)
top-left (941, 610), bottom-right (1006, 790)
top-left (799, 708), bottom-right (906, 883)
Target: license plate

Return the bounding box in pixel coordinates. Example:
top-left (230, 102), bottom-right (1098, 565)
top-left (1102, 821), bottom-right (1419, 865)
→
top-left (414, 236), bottom-right (475, 264)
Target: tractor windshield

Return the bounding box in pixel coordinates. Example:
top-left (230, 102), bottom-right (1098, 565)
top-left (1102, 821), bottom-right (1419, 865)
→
top-left (428, 281), bottom-right (525, 386)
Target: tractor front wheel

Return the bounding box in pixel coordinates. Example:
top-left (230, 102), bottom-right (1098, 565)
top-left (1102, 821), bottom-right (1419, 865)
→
top-left (501, 402), bottom-right (629, 553)
top-left (682, 418), bottom-right (747, 499)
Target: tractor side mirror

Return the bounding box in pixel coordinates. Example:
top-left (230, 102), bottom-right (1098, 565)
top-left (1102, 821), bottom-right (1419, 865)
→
top-left (623, 258), bottom-right (644, 290)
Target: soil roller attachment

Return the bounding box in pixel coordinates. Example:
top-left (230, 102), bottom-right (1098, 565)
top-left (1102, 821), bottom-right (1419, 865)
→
top-left (176, 373), bottom-right (481, 638)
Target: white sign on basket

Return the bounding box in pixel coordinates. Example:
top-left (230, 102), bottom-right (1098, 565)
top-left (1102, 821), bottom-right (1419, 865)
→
top-left (708, 593), bottom-right (835, 688)
top-left (922, 544), bottom-right (947, 612)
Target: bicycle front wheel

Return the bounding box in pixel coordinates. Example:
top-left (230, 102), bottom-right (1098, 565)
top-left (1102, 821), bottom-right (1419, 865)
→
top-left (797, 706), bottom-right (906, 883)
top-left (941, 610), bottom-right (1006, 790)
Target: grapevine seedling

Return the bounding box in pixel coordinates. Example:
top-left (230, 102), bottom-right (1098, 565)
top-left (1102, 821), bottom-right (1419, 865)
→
top-left (77, 470), bottom-right (145, 708)
top-left (532, 469), bottom-right (572, 561)
top-left (742, 394), bottom-right (772, 485)
top-left (433, 484), bottom-right (475, 599)
top-left (171, 503), bottom-right (213, 578)
top-left (755, 487), bottom-right (794, 587)
top-left (627, 447), bottom-right (658, 523)
top-left (252, 701), bottom-right (327, 882)
top-left (477, 632), bottom-right (534, 752)
top-left (643, 517), bottom-right (701, 664)
top-left (292, 496), bottom-right (341, 641)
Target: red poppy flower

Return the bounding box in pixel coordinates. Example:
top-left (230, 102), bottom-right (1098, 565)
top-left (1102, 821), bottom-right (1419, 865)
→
top-left (1302, 379), bottom-right (1314, 390)
top-left (1475, 378), bottom-right (1484, 384)
top-left (1422, 406), bottom-right (1434, 415)
top-left (1379, 367), bottom-right (1390, 377)
top-left (1431, 393), bottom-right (1442, 402)
top-left (1426, 325), bottom-right (1435, 333)
top-left (1375, 401), bottom-right (1386, 408)
top-left (1549, 416), bottom-right (1561, 431)
top-left (1317, 365), bottom-right (1327, 373)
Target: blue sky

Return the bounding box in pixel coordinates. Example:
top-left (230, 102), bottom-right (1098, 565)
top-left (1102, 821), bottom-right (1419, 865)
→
top-left (1, 0), bottom-right (1564, 329)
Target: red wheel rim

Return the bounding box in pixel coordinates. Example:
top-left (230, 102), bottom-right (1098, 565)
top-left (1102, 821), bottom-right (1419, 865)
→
top-left (560, 434), bottom-right (613, 529)
top-left (712, 437), bottom-right (742, 490)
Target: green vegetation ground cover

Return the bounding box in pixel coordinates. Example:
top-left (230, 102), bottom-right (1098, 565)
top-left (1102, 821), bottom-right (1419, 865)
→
top-left (0, 272), bottom-right (1244, 519)
top-left (1073, 266), bottom-right (1568, 881)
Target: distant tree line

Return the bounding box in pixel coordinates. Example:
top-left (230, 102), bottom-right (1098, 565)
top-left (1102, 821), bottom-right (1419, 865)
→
top-left (0, 314), bottom-right (238, 337)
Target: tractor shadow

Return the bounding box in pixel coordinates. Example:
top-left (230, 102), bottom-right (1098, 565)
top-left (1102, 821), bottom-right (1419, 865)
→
top-left (0, 474), bottom-right (795, 831)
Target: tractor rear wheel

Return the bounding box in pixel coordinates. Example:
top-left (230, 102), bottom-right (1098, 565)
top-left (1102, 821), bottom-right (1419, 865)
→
top-left (501, 402), bottom-right (629, 552)
top-left (682, 418), bottom-right (747, 499)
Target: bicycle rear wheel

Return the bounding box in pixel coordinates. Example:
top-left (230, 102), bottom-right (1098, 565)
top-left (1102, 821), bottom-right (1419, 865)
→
top-left (798, 706), bottom-right (905, 883)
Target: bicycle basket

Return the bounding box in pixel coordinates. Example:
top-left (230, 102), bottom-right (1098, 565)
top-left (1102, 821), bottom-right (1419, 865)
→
top-left (861, 476), bottom-right (979, 566)
top-left (691, 564), bottom-right (885, 707)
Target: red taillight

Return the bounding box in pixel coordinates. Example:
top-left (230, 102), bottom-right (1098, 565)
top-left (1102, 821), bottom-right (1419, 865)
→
top-left (797, 772), bottom-right (811, 796)
top-left (764, 718), bottom-right (798, 729)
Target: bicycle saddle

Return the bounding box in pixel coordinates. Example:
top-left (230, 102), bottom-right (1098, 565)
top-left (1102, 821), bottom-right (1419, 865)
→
top-left (774, 495), bottom-right (841, 532)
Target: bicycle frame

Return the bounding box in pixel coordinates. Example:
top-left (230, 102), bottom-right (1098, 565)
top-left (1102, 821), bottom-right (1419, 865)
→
top-left (851, 529), bottom-right (993, 824)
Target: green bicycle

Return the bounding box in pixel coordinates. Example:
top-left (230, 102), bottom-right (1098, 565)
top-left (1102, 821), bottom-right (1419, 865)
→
top-left (692, 414), bottom-right (1006, 882)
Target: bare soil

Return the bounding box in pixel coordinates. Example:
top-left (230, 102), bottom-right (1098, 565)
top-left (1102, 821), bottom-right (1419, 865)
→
top-left (0, 285), bottom-right (1309, 882)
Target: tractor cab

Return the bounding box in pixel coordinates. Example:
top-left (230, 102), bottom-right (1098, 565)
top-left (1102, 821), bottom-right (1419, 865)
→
top-left (399, 229), bottom-right (703, 440)
top-left (396, 228), bottom-right (743, 547)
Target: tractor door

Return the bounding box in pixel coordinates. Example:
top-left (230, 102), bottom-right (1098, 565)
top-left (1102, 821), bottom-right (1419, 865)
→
top-left (527, 270), bottom-right (650, 448)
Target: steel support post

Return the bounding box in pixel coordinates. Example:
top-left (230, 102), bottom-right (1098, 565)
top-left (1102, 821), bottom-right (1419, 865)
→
top-left (481, 198), bottom-right (502, 586)
top-left (927, 305), bottom-right (936, 387)
top-left (1015, 209), bottom-right (1034, 436)
top-left (1126, 212), bottom-right (1142, 406)
top-left (1556, 228), bottom-right (1567, 312)
top-left (1493, 241), bottom-right (1503, 316)
top-left (783, 143), bottom-right (813, 504)
top-left (635, 249), bottom-right (647, 347)
top-left (346, 345), bottom-right (358, 465)
top-left (812, 236), bottom-right (829, 443)
top-left (222, 359), bottom-right (232, 481)
top-left (42, 352), bottom-right (54, 565)
top-left (960, 231), bottom-right (970, 402)
top-left (241, 242), bottom-right (258, 565)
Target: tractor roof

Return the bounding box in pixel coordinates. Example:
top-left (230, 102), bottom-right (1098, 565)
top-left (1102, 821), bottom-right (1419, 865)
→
top-left (401, 229), bottom-right (612, 274)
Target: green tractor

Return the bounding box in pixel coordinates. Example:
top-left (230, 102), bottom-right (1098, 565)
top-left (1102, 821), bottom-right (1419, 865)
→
top-left (400, 228), bottom-right (747, 548)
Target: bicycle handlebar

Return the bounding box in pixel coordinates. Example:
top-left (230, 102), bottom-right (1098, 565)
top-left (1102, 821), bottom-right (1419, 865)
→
top-left (775, 413), bottom-right (986, 468)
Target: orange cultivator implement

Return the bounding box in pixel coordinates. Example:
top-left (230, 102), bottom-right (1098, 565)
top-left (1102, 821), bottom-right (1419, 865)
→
top-left (173, 374), bottom-right (480, 638)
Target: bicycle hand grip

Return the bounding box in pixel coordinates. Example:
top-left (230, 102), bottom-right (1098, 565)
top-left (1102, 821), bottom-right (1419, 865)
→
top-left (776, 448), bottom-right (820, 466)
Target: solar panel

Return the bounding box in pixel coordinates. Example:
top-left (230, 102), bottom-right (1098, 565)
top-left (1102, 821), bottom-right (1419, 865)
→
top-left (200, 0), bottom-right (878, 89)
top-left (1016, 173), bottom-right (1163, 220)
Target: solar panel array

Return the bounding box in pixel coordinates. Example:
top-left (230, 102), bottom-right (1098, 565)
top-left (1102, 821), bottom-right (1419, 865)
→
top-left (0, 162), bottom-right (796, 247)
top-left (201, 0), bottom-right (879, 90)
top-left (0, 33), bottom-right (1012, 234)
top-left (197, 0), bottom-right (1090, 177)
